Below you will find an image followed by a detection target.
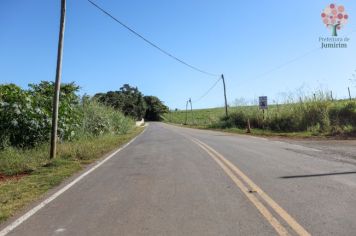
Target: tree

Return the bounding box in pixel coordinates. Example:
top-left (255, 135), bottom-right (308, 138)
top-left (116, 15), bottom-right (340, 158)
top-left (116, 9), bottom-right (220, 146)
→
top-left (321, 4), bottom-right (348, 37)
top-left (94, 84), bottom-right (146, 120)
top-left (144, 96), bottom-right (169, 121)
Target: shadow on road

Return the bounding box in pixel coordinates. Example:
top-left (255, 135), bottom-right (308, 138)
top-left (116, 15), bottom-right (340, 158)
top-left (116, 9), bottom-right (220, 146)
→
top-left (280, 171), bottom-right (356, 179)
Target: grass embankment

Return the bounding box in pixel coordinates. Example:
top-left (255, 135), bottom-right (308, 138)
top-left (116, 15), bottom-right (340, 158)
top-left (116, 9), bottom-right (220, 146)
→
top-left (163, 99), bottom-right (356, 138)
top-left (0, 127), bottom-right (143, 223)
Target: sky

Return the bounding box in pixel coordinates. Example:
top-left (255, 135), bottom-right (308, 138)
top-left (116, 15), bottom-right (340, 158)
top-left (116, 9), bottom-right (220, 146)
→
top-left (1, 0), bottom-right (356, 109)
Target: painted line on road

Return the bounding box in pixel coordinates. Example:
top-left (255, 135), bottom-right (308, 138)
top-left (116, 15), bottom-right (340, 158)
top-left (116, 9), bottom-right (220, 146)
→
top-left (191, 138), bottom-right (290, 236)
top-left (191, 137), bottom-right (311, 236)
top-left (0, 128), bottom-right (147, 236)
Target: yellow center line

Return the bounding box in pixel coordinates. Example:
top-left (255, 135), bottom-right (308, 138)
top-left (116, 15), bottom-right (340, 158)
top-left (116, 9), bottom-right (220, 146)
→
top-left (191, 137), bottom-right (311, 236)
top-left (191, 139), bottom-right (290, 236)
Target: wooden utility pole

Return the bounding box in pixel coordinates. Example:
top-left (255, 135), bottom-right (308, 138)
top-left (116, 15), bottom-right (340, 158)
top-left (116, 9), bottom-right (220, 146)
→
top-left (50, 0), bottom-right (66, 159)
top-left (221, 74), bottom-right (228, 117)
top-left (189, 98), bottom-right (194, 125)
top-left (184, 100), bottom-right (188, 125)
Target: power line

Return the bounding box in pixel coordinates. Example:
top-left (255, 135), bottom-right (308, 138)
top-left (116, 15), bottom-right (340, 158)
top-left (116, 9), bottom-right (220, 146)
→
top-left (87, 0), bottom-right (217, 77)
top-left (192, 76), bottom-right (221, 103)
top-left (244, 29), bottom-right (356, 85)
top-left (249, 47), bottom-right (321, 83)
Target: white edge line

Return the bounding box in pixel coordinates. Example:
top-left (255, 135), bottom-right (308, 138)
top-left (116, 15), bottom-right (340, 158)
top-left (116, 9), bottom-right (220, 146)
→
top-left (0, 128), bottom-right (147, 236)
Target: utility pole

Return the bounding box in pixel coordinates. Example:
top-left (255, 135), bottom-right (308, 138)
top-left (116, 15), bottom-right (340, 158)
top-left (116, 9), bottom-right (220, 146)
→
top-left (348, 87), bottom-right (352, 100)
top-left (50, 0), bottom-right (66, 159)
top-left (189, 98), bottom-right (194, 125)
top-left (184, 100), bottom-right (188, 125)
top-left (221, 74), bottom-right (228, 117)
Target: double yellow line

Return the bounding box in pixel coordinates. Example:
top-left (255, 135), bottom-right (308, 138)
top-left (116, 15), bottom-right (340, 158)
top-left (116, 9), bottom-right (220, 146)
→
top-left (191, 137), bottom-right (311, 236)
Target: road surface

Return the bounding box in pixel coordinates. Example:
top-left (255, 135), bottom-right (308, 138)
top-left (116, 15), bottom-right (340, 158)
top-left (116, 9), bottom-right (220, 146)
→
top-left (1, 122), bottom-right (356, 236)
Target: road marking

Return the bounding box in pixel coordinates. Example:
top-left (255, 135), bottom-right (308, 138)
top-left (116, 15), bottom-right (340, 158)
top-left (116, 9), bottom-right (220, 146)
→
top-left (191, 138), bottom-right (311, 236)
top-left (0, 128), bottom-right (147, 236)
top-left (54, 228), bottom-right (66, 233)
top-left (191, 139), bottom-right (290, 236)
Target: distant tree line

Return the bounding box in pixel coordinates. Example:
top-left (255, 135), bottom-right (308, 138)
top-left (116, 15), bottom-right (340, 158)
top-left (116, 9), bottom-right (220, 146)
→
top-left (94, 84), bottom-right (168, 121)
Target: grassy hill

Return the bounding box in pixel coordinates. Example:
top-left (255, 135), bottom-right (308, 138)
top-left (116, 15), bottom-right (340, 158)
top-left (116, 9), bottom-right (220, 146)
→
top-left (163, 99), bottom-right (356, 137)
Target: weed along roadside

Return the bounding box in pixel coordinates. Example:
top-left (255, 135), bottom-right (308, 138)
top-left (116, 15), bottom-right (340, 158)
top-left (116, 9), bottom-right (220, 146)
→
top-left (163, 95), bottom-right (356, 138)
top-left (0, 127), bottom-right (144, 223)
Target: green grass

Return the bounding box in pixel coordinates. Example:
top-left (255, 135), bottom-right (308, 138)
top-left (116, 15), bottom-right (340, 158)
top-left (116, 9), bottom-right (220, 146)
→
top-left (163, 98), bottom-right (356, 138)
top-left (0, 127), bottom-right (144, 223)
top-left (163, 107), bottom-right (227, 126)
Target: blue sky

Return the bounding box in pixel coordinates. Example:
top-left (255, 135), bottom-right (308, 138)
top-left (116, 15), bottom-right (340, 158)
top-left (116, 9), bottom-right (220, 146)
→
top-left (1, 0), bottom-right (355, 109)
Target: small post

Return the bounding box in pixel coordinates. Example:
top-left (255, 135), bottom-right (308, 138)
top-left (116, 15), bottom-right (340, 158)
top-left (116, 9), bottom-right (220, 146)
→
top-left (348, 87), bottom-right (352, 100)
top-left (246, 118), bottom-right (251, 133)
top-left (221, 74), bottom-right (228, 117)
top-left (50, 0), bottom-right (66, 159)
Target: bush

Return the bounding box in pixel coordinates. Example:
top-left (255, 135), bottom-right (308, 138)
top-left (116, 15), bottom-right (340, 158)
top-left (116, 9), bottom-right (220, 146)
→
top-left (0, 82), bottom-right (81, 148)
top-left (78, 100), bottom-right (134, 137)
top-left (299, 100), bottom-right (331, 132)
top-left (0, 82), bottom-right (134, 149)
top-left (0, 84), bottom-right (51, 147)
top-left (329, 101), bottom-right (356, 126)
top-left (267, 114), bottom-right (300, 131)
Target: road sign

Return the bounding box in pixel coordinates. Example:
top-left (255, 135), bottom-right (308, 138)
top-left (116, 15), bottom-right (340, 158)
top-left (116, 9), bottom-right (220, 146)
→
top-left (259, 96), bottom-right (268, 109)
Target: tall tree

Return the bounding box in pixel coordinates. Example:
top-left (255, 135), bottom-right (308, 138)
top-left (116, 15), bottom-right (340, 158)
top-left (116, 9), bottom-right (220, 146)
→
top-left (94, 84), bottom-right (146, 120)
top-left (144, 96), bottom-right (169, 121)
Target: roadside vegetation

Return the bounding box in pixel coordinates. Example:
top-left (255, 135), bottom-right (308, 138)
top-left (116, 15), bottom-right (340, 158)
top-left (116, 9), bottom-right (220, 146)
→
top-left (0, 129), bottom-right (142, 222)
top-left (0, 81), bottom-right (159, 222)
top-left (163, 92), bottom-right (356, 137)
top-left (94, 84), bottom-right (169, 121)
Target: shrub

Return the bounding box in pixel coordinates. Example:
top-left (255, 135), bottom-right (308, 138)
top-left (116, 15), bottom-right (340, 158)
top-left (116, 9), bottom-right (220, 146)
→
top-left (78, 100), bottom-right (133, 137)
top-left (299, 100), bottom-right (331, 132)
top-left (0, 82), bottom-right (81, 148)
top-left (267, 114), bottom-right (300, 131)
top-left (330, 101), bottom-right (356, 126)
top-left (0, 84), bottom-right (51, 147)
top-left (0, 82), bottom-right (134, 148)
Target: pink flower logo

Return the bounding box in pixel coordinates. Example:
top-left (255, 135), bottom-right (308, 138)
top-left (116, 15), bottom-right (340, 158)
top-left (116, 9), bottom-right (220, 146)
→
top-left (321, 3), bottom-right (348, 36)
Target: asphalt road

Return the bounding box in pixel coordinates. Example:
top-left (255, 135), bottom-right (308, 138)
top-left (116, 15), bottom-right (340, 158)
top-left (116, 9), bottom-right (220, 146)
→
top-left (2, 122), bottom-right (356, 236)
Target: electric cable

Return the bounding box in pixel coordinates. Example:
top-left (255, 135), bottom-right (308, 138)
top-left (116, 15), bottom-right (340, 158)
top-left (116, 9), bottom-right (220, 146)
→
top-left (87, 0), bottom-right (218, 77)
